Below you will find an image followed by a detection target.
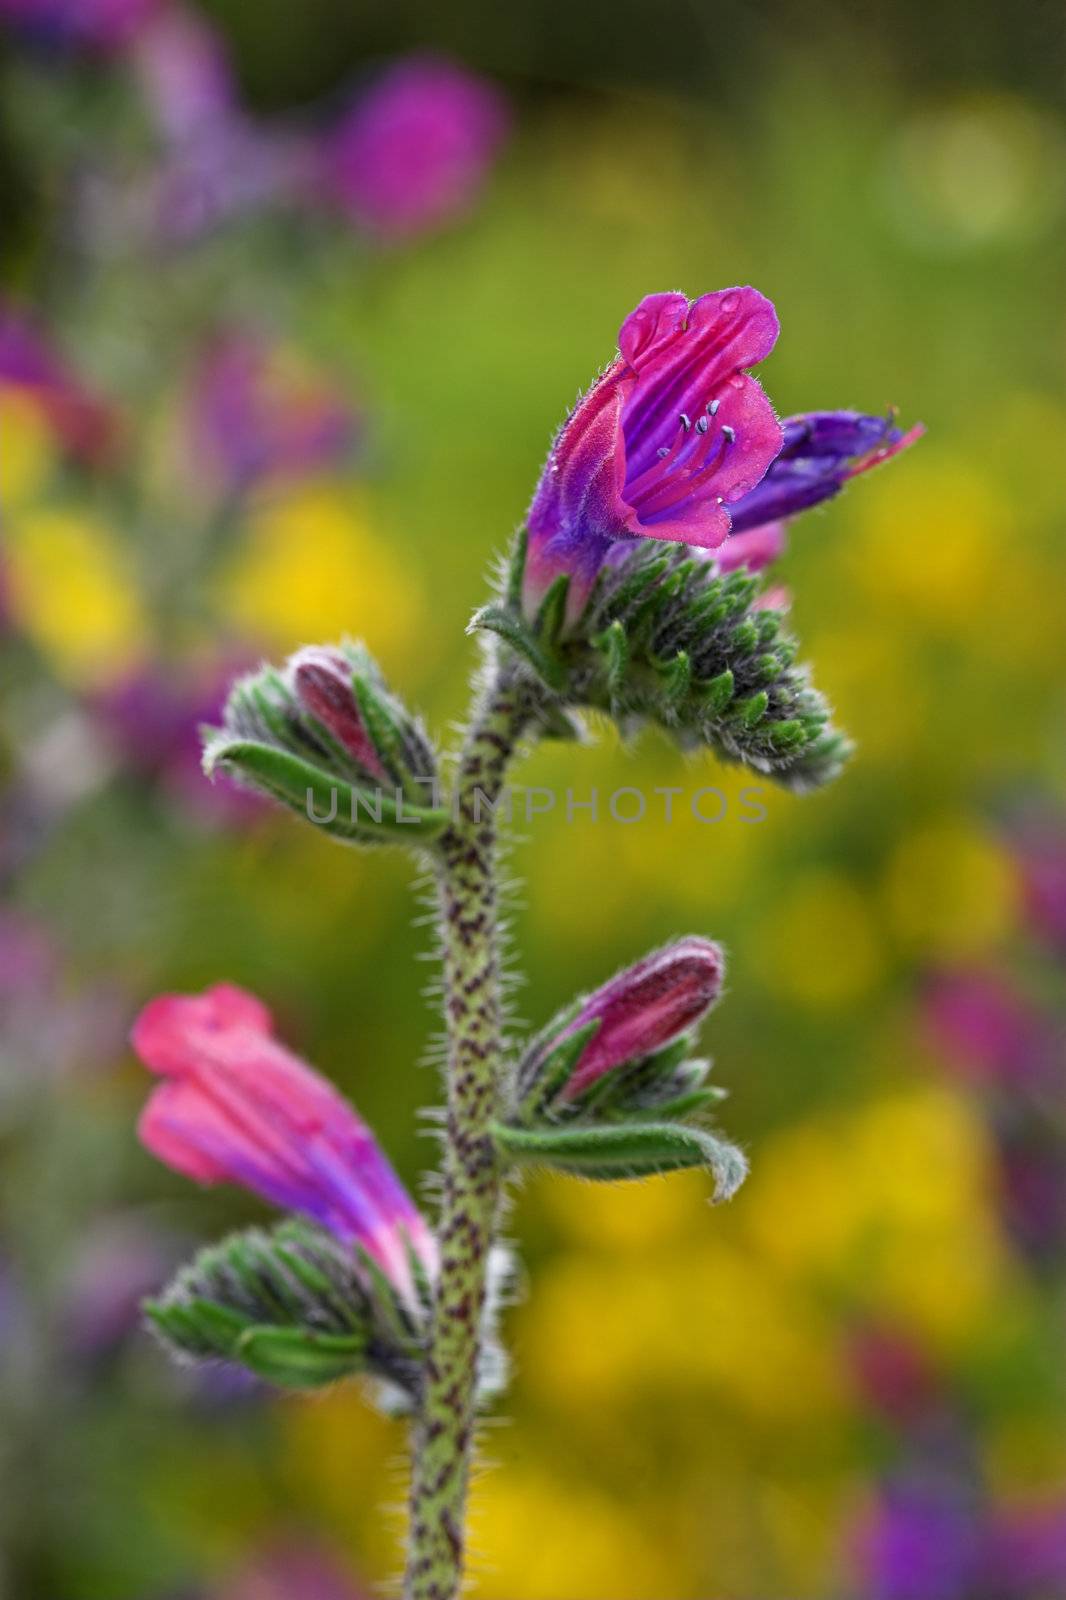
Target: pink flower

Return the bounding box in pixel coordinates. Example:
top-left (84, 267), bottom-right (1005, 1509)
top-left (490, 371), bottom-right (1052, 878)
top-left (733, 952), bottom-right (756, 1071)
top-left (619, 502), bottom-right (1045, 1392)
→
top-left (322, 55), bottom-right (508, 240)
top-left (132, 983), bottom-right (435, 1303)
top-left (523, 289), bottom-right (783, 621)
top-left (549, 937), bottom-right (724, 1101)
top-left (922, 969), bottom-right (1046, 1084)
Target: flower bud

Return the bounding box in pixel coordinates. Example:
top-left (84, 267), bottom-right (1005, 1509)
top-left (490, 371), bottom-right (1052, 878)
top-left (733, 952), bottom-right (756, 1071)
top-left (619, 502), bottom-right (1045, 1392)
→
top-left (202, 642), bottom-right (446, 847)
top-left (146, 1219), bottom-right (423, 1397)
top-left (561, 937), bottom-right (723, 1100)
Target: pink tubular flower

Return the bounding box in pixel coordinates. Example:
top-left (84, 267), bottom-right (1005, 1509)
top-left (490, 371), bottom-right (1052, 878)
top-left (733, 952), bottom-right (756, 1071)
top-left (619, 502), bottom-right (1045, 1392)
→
top-left (322, 55), bottom-right (508, 240)
top-left (556, 937), bottom-right (724, 1100)
top-left (523, 289), bottom-right (783, 620)
top-left (132, 984), bottom-right (435, 1303)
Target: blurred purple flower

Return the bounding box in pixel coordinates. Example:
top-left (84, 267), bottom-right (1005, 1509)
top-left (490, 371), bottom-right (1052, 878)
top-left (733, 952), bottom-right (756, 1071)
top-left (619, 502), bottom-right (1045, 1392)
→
top-left (856, 1479), bottom-right (986, 1600)
top-left (220, 1541), bottom-right (370, 1600)
top-left (922, 969), bottom-right (1046, 1084)
top-left (994, 1120), bottom-right (1066, 1271)
top-left (0, 0), bottom-right (158, 52)
top-left (858, 1478), bottom-right (1066, 1600)
top-left (130, 7), bottom-right (309, 240)
top-left (989, 1502), bottom-right (1066, 1595)
top-left (132, 983), bottom-right (437, 1305)
top-left (321, 55), bottom-right (508, 240)
top-left (92, 656), bottom-right (262, 823)
top-left (188, 334), bottom-right (359, 492)
top-left (0, 910), bottom-right (128, 1108)
top-left (63, 1214), bottom-right (182, 1360)
top-left (0, 301), bottom-right (119, 464)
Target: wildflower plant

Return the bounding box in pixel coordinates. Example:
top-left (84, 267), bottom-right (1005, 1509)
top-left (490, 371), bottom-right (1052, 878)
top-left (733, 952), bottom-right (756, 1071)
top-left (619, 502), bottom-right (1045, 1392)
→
top-left (132, 287), bottom-right (919, 1598)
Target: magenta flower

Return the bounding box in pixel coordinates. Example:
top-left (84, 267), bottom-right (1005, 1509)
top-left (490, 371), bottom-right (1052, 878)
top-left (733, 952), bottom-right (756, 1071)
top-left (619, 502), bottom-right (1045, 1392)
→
top-left (523, 289), bottom-right (783, 620)
top-left (188, 333), bottom-right (359, 491)
top-left (322, 55), bottom-right (508, 240)
top-left (522, 299), bottom-right (923, 624)
top-left (922, 969), bottom-right (1045, 1084)
top-left (132, 983), bottom-right (436, 1303)
top-left (0, 0), bottom-right (158, 52)
top-left (855, 1481), bottom-right (986, 1600)
top-left (551, 937), bottom-right (724, 1101)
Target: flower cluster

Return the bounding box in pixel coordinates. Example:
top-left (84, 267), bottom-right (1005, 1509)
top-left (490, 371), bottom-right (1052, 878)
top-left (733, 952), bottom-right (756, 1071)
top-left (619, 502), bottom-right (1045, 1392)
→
top-left (474, 288), bottom-right (918, 790)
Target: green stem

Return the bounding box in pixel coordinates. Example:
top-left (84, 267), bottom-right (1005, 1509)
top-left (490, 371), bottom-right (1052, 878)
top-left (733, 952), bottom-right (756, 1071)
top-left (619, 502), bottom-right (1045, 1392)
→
top-left (404, 658), bottom-right (534, 1600)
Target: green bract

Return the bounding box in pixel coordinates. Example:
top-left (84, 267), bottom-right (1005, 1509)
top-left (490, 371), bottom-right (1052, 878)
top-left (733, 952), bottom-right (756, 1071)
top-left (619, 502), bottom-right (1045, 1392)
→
top-left (471, 532), bottom-right (851, 791)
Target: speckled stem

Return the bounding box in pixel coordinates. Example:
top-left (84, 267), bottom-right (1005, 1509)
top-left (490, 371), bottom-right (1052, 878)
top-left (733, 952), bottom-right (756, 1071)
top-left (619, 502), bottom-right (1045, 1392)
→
top-left (404, 660), bottom-right (534, 1600)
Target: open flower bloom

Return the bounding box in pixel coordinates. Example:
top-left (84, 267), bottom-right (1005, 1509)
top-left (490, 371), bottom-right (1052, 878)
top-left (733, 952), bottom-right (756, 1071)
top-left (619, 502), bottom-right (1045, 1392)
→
top-left (132, 983), bottom-right (435, 1304)
top-left (523, 292), bottom-right (922, 622)
top-left (524, 288), bottom-right (782, 619)
top-left (551, 937), bottom-right (724, 1101)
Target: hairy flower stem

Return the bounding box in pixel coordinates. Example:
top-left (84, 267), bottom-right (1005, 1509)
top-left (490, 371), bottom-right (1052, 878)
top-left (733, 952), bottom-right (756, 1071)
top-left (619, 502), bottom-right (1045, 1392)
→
top-left (404, 658), bottom-right (534, 1600)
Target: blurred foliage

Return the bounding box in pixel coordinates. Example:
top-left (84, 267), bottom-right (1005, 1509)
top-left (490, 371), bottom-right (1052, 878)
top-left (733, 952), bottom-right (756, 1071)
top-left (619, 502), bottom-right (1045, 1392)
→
top-left (1, 1), bottom-right (1064, 1597)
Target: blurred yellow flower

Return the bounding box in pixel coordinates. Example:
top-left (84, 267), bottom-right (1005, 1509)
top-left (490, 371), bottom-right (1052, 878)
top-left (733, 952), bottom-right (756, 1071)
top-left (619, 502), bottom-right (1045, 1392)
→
top-left (517, 1233), bottom-right (844, 1423)
top-left (535, 1169), bottom-right (706, 1250)
top-left (218, 483), bottom-right (423, 661)
top-left (848, 454), bottom-right (1003, 628)
top-left (884, 818), bottom-right (1018, 958)
top-left (754, 870), bottom-right (885, 1009)
top-left (745, 1085), bottom-right (1008, 1351)
top-left (4, 506), bottom-right (146, 684)
top-left (281, 1389), bottom-right (405, 1580)
top-left (470, 1467), bottom-right (679, 1600)
top-left (0, 386), bottom-right (55, 508)
top-left (813, 628), bottom-right (923, 763)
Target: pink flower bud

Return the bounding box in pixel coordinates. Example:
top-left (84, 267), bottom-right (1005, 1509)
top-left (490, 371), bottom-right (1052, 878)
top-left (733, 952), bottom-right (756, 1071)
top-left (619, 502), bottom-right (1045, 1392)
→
top-left (554, 937), bottom-right (724, 1100)
top-left (289, 646), bottom-right (389, 783)
top-left (132, 983), bottom-right (435, 1303)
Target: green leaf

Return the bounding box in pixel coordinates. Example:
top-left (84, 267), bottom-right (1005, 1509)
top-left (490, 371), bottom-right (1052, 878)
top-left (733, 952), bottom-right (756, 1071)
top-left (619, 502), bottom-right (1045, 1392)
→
top-left (593, 620), bottom-right (629, 697)
top-left (534, 574), bottom-right (571, 647)
top-left (492, 1119), bottom-right (747, 1200)
top-left (467, 604), bottom-right (567, 691)
top-left (235, 1326), bottom-right (368, 1389)
top-left (204, 739), bottom-right (449, 846)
